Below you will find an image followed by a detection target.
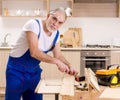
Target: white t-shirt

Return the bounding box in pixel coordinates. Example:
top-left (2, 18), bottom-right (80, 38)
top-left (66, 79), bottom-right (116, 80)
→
top-left (10, 19), bottom-right (60, 57)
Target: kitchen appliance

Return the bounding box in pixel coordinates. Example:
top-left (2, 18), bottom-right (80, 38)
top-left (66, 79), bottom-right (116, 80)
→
top-left (85, 44), bottom-right (111, 48)
top-left (80, 50), bottom-right (111, 76)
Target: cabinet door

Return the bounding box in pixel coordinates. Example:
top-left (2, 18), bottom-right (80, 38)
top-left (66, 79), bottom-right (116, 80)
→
top-left (61, 50), bottom-right (80, 75)
top-left (111, 51), bottom-right (120, 65)
top-left (0, 0), bottom-right (2, 15)
top-left (0, 49), bottom-right (10, 87)
top-left (40, 52), bottom-right (64, 79)
top-left (1, 0), bottom-right (48, 17)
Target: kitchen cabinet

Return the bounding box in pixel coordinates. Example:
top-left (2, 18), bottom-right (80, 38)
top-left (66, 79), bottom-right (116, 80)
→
top-left (0, 0), bottom-right (73, 17)
top-left (61, 50), bottom-right (80, 75)
top-left (0, 0), bottom-right (1, 15)
top-left (117, 0), bottom-right (120, 17)
top-left (111, 51), bottom-right (120, 65)
top-left (1, 0), bottom-right (119, 17)
top-left (40, 50), bottom-right (81, 79)
top-left (1, 0), bottom-right (48, 17)
top-left (0, 87), bottom-right (4, 100)
top-left (73, 2), bottom-right (117, 17)
top-left (40, 52), bottom-right (63, 80)
top-left (0, 49), bottom-right (10, 88)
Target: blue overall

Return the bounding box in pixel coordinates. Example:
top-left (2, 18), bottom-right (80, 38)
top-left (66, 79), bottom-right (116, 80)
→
top-left (5, 19), bottom-right (59, 100)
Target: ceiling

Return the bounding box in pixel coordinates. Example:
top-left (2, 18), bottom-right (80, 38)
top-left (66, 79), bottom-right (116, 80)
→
top-left (74, 0), bottom-right (117, 3)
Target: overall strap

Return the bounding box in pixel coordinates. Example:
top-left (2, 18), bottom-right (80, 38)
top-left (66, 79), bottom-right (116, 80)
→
top-left (35, 19), bottom-right (41, 39)
top-left (49, 30), bottom-right (59, 51)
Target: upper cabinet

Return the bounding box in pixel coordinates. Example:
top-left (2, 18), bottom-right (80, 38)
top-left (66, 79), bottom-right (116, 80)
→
top-left (1, 0), bottom-right (48, 17)
top-left (0, 0), bottom-right (120, 17)
top-left (0, 0), bottom-right (73, 17)
top-left (117, 0), bottom-right (120, 17)
top-left (73, 0), bottom-right (120, 17)
top-left (0, 0), bottom-right (2, 16)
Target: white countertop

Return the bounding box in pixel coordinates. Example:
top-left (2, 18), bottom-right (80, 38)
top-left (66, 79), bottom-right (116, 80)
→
top-left (1, 46), bottom-right (120, 51)
top-left (0, 46), bottom-right (13, 50)
top-left (61, 47), bottom-right (120, 51)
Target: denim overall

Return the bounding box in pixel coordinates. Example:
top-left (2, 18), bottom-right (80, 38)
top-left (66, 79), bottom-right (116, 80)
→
top-left (5, 19), bottom-right (59, 100)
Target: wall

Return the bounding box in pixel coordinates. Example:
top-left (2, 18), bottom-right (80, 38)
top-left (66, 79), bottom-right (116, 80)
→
top-left (61, 17), bottom-right (120, 46)
top-left (0, 17), bottom-right (120, 46)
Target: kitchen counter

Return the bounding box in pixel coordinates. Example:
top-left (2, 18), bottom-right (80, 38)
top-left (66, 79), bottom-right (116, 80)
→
top-left (1, 46), bottom-right (120, 51)
top-left (0, 46), bottom-right (13, 50)
top-left (61, 47), bottom-right (120, 51)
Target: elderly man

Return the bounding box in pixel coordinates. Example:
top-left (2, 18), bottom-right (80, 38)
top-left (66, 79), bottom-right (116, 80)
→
top-left (5, 7), bottom-right (78, 100)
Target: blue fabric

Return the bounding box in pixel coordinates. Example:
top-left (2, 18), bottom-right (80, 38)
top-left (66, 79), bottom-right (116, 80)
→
top-left (5, 19), bottom-right (59, 100)
top-left (5, 66), bottom-right (42, 100)
top-left (47, 30), bottom-right (59, 52)
top-left (8, 50), bottom-right (41, 73)
top-left (35, 19), bottom-right (41, 39)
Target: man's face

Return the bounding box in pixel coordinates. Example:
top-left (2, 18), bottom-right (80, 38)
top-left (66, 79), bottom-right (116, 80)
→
top-left (46, 11), bottom-right (66, 32)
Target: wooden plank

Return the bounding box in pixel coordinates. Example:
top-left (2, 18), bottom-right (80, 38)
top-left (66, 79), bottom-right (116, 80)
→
top-left (60, 74), bottom-right (75, 96)
top-left (35, 74), bottom-right (75, 96)
top-left (99, 87), bottom-right (120, 99)
top-left (85, 68), bottom-right (101, 92)
top-left (35, 79), bottom-right (62, 94)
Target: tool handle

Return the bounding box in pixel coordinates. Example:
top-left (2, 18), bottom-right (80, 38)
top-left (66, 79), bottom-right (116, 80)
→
top-left (75, 75), bottom-right (85, 82)
top-left (107, 64), bottom-right (119, 70)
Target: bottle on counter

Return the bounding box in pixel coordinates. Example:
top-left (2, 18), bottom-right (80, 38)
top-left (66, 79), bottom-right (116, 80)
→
top-left (4, 8), bottom-right (10, 16)
top-left (60, 34), bottom-right (64, 47)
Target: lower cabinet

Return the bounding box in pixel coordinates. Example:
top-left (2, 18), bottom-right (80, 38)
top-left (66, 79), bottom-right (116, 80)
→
top-left (111, 51), bottom-right (120, 65)
top-left (0, 49), bottom-right (10, 100)
top-left (0, 49), bottom-right (10, 88)
top-left (61, 50), bottom-right (81, 75)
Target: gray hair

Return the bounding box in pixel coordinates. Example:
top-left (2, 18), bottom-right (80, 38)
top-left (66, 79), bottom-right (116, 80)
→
top-left (49, 7), bottom-right (72, 21)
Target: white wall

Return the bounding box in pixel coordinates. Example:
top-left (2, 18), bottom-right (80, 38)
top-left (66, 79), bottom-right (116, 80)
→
top-left (0, 17), bottom-right (120, 46)
top-left (61, 17), bottom-right (120, 46)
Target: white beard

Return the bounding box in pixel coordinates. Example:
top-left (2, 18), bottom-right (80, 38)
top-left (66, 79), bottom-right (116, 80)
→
top-left (45, 21), bottom-right (54, 33)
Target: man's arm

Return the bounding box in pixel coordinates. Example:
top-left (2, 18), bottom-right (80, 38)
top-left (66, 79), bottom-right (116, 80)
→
top-left (52, 42), bottom-right (71, 68)
top-left (26, 31), bottom-right (69, 73)
top-left (52, 42), bottom-right (78, 75)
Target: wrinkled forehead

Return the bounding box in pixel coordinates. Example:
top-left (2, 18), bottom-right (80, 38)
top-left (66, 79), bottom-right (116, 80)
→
top-left (51, 11), bottom-right (66, 22)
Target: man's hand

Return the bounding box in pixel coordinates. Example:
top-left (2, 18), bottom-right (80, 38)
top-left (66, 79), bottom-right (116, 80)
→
top-left (68, 66), bottom-right (78, 76)
top-left (56, 59), bottom-right (70, 73)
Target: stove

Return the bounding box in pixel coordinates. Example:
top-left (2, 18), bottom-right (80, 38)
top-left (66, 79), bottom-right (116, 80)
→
top-left (85, 44), bottom-right (111, 48)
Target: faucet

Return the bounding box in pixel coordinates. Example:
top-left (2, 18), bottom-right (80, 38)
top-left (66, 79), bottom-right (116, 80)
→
top-left (1, 33), bottom-right (10, 46)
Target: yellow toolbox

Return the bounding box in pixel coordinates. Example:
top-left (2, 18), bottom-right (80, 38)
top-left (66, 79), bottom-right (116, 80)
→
top-left (96, 64), bottom-right (120, 88)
